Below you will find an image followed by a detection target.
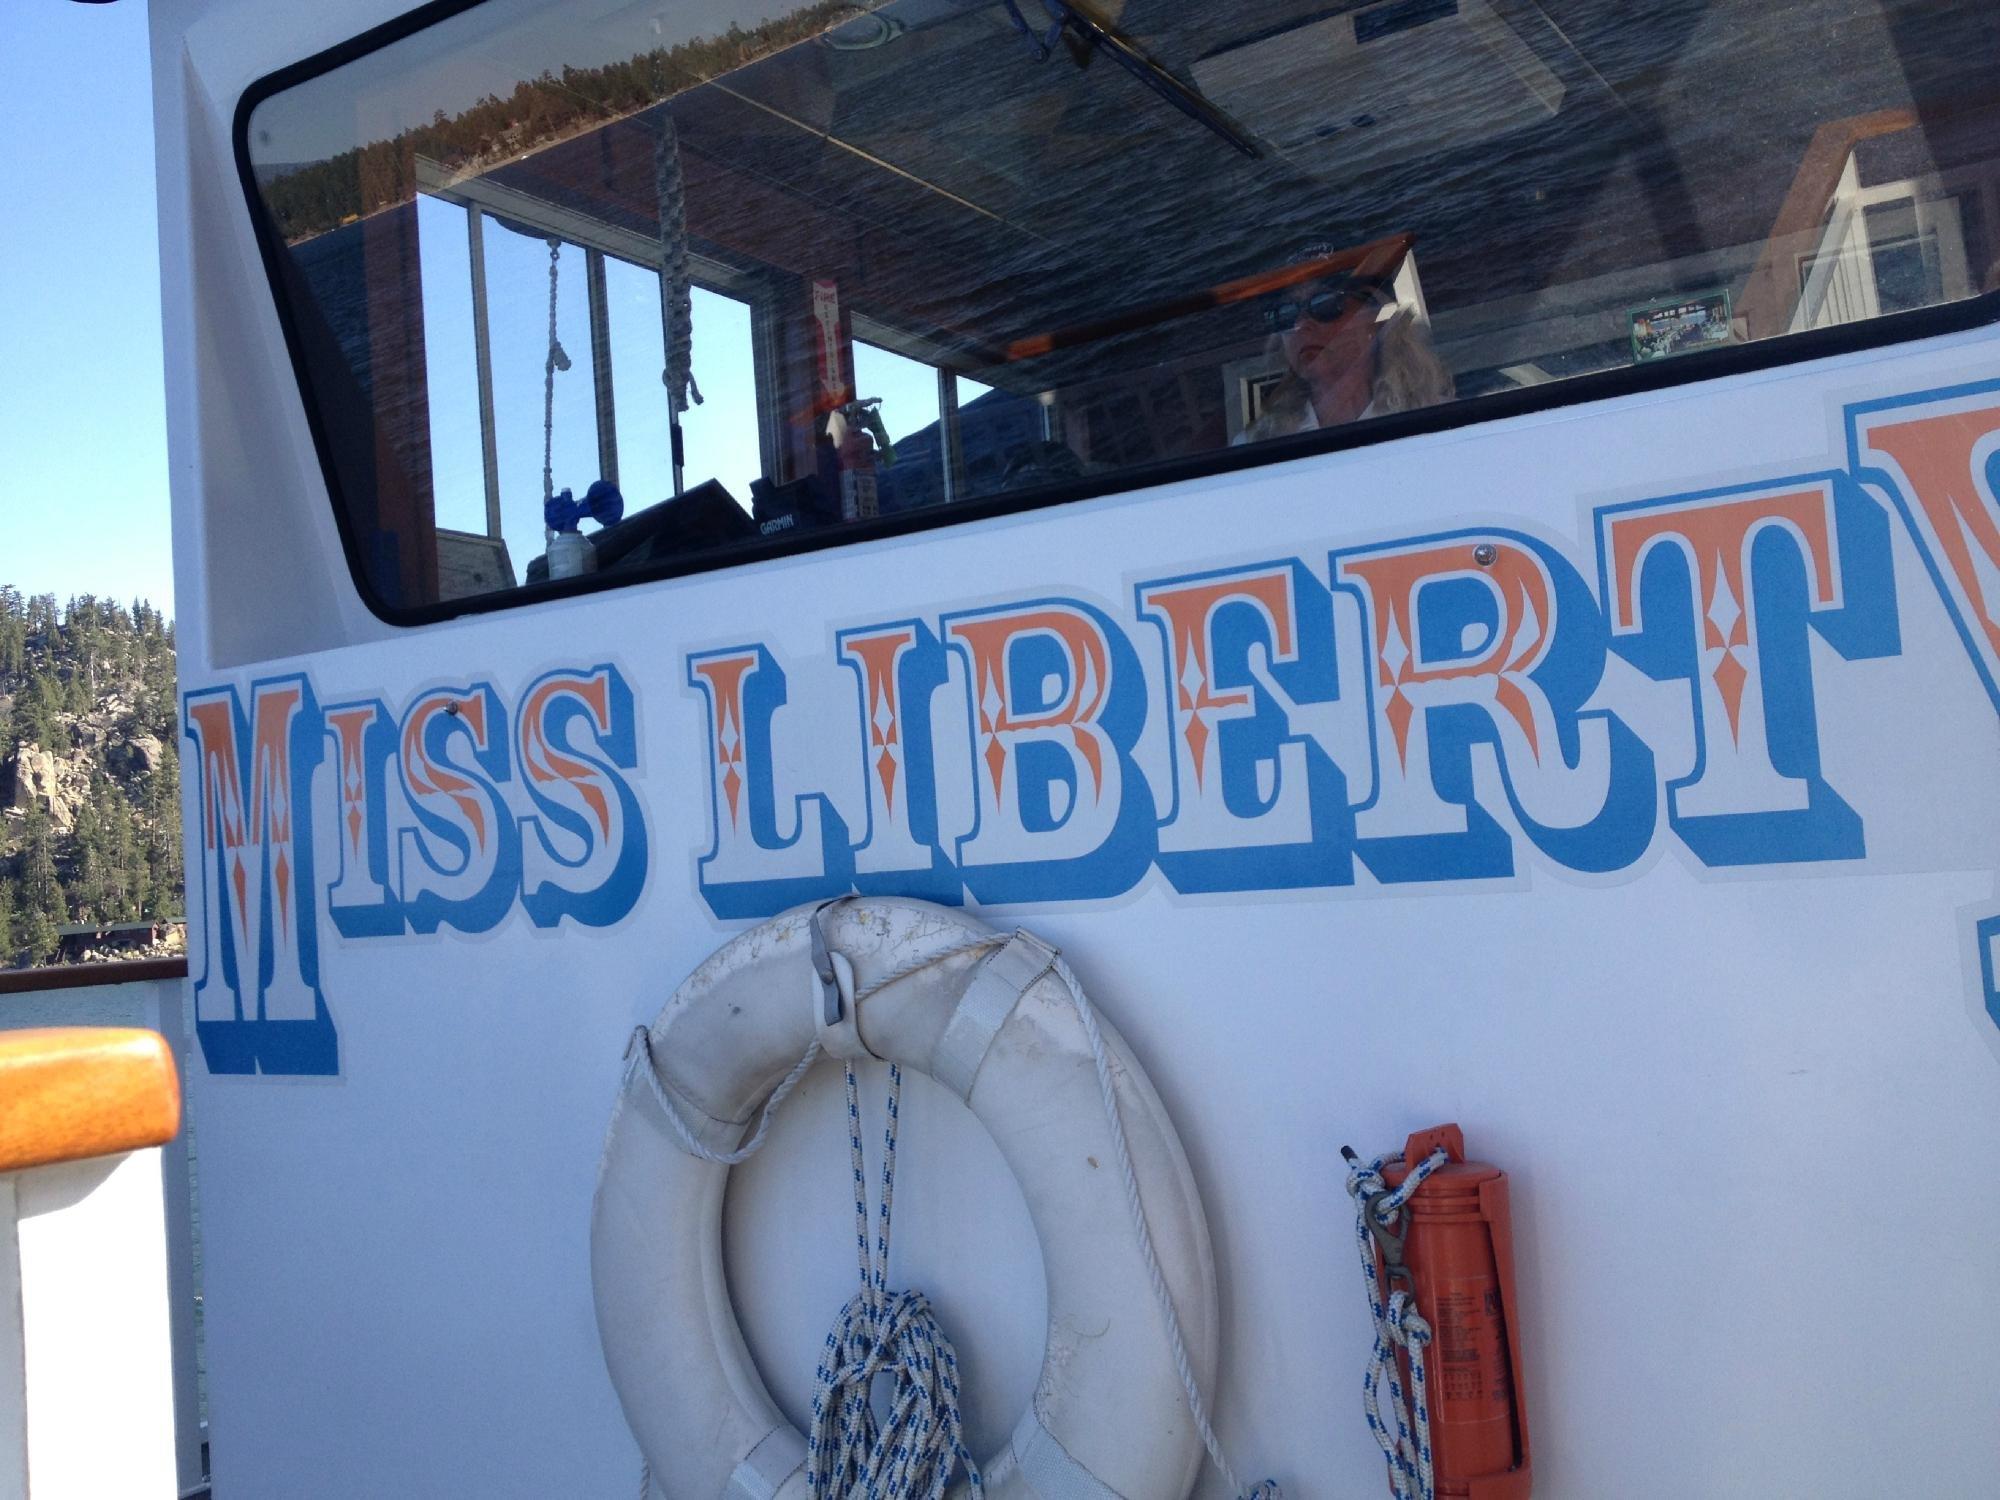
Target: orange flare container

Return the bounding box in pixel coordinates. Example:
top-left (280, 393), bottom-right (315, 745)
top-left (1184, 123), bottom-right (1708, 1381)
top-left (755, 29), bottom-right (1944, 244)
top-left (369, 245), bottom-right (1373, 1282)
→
top-left (1380, 1124), bottom-right (1532, 1499)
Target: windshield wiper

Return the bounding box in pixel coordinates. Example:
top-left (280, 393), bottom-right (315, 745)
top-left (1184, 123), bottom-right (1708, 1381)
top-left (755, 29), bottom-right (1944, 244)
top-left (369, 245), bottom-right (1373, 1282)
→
top-left (1000, 0), bottom-right (1261, 159)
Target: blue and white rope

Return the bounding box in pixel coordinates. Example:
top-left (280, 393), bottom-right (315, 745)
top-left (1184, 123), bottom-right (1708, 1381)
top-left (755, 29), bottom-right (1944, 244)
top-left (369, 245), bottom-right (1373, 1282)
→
top-left (806, 1060), bottom-right (982, 1499)
top-left (1344, 1149), bottom-right (1450, 1500)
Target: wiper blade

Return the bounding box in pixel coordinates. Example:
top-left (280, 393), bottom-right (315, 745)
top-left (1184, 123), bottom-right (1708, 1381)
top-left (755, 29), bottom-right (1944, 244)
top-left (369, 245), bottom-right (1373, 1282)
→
top-left (1000, 0), bottom-right (1261, 159)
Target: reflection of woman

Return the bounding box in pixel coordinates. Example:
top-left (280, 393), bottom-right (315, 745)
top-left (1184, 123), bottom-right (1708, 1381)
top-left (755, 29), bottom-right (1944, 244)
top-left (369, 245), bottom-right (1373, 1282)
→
top-left (1238, 265), bottom-right (1454, 443)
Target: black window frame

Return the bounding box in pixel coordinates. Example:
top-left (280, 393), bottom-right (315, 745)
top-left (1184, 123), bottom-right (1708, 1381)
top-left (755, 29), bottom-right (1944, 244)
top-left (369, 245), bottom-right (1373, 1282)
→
top-left (233, 0), bottom-right (2000, 630)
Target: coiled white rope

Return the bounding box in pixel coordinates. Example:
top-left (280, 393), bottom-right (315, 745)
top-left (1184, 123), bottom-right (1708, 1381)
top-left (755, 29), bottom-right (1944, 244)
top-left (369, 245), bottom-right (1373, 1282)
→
top-left (623, 928), bottom-right (1281, 1499)
top-left (1343, 1148), bottom-right (1450, 1500)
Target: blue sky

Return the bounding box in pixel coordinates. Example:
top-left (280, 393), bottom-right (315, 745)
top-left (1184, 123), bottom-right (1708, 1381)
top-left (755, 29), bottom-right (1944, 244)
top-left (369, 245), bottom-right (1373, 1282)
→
top-left (0, 0), bottom-right (174, 616)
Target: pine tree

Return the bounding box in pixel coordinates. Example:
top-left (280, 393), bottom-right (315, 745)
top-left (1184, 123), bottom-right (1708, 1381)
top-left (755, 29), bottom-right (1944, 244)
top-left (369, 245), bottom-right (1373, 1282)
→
top-left (15, 896), bottom-right (57, 967)
top-left (17, 669), bottom-right (63, 749)
top-left (142, 742), bottom-right (184, 918)
top-left (14, 803), bottom-right (63, 963)
top-left (0, 601), bottom-right (22, 677)
top-left (0, 876), bottom-right (16, 967)
top-left (70, 792), bottom-right (109, 925)
top-left (108, 794), bottom-right (140, 921)
top-left (22, 804), bottom-right (59, 916)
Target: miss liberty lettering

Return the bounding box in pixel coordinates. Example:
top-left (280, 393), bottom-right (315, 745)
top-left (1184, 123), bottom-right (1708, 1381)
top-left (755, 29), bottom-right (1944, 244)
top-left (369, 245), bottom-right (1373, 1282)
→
top-left (183, 664), bottom-right (646, 1074)
top-left (180, 378), bottom-right (2000, 1076)
top-left (691, 379), bottom-right (2000, 918)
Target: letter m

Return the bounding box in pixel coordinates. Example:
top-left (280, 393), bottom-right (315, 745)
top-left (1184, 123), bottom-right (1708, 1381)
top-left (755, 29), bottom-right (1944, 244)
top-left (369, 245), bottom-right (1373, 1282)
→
top-left (183, 677), bottom-right (338, 1076)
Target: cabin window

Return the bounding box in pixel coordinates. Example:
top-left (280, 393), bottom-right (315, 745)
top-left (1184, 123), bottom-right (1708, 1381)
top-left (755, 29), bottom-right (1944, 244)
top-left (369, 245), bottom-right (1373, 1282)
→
top-left (240, 0), bottom-right (2000, 619)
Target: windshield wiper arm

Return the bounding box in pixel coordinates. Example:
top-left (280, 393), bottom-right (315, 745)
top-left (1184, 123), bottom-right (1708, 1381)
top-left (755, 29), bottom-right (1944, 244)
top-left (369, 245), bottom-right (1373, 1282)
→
top-left (1000, 0), bottom-right (1261, 159)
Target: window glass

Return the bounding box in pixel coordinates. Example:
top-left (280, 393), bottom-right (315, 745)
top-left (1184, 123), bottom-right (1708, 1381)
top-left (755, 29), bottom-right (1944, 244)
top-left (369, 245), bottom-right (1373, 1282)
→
top-left (483, 216), bottom-right (602, 590)
top-left (243, 0), bottom-right (2000, 614)
top-left (680, 286), bottom-right (762, 515)
top-left (853, 340), bottom-right (941, 513)
top-left (416, 194), bottom-right (485, 541)
top-left (853, 341), bottom-right (940, 452)
top-left (603, 253), bottom-right (674, 514)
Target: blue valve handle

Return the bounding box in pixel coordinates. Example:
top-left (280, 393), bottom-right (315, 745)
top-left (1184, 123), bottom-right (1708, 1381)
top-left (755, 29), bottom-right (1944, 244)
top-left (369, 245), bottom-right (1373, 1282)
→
top-left (545, 479), bottom-right (626, 533)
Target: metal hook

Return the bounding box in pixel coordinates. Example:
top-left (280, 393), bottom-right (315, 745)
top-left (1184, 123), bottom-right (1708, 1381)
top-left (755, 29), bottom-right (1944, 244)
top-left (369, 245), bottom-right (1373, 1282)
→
top-left (1363, 1191), bottom-right (1414, 1288)
top-left (809, 896), bottom-right (855, 1030)
top-left (1343, 1147), bottom-right (1413, 1288)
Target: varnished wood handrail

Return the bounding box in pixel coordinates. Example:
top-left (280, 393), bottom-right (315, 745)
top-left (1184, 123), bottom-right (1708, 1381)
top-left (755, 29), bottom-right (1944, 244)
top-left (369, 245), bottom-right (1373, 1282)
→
top-left (0, 957), bottom-right (190, 997)
top-left (0, 1028), bottom-right (181, 1174)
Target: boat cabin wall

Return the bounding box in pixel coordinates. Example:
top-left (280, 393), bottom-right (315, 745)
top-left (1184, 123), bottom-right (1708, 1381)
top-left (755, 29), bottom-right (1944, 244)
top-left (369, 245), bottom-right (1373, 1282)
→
top-left (148, 0), bottom-right (2000, 1496)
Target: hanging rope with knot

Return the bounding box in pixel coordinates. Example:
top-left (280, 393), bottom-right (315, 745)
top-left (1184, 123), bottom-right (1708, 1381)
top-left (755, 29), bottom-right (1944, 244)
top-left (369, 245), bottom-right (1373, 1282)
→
top-left (541, 237), bottom-right (572, 511)
top-left (806, 1060), bottom-right (981, 1498)
top-left (654, 114), bottom-right (702, 416)
top-left (1343, 1146), bottom-right (1451, 1500)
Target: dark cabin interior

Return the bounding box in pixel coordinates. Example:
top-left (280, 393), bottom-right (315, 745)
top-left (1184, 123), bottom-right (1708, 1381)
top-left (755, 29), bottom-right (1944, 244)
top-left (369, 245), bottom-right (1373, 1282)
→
top-left (248, 0), bottom-right (2000, 609)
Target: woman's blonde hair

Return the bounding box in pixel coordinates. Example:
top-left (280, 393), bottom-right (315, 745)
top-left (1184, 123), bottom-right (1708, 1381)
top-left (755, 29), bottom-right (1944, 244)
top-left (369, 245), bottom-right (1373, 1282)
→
top-left (1243, 302), bottom-right (1455, 443)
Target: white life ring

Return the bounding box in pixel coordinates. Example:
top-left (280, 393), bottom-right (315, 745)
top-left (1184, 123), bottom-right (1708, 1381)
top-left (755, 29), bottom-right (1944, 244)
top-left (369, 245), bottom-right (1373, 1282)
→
top-left (591, 897), bottom-right (1219, 1500)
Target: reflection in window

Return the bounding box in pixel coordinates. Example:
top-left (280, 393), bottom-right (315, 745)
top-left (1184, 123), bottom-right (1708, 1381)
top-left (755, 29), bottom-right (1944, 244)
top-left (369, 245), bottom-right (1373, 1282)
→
top-left (417, 194), bottom-right (483, 540)
top-left (482, 218), bottom-right (600, 592)
top-left (602, 255), bottom-right (673, 514)
top-left (852, 340), bottom-right (938, 514)
top-left (244, 0), bottom-right (2000, 614)
top-left (853, 341), bottom-right (940, 450)
top-left (679, 288), bottom-right (760, 514)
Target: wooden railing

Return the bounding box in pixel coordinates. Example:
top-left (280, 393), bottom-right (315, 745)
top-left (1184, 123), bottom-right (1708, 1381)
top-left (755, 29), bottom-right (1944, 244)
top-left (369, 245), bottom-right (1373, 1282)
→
top-left (0, 965), bottom-right (196, 1499)
top-left (0, 1028), bottom-right (181, 1176)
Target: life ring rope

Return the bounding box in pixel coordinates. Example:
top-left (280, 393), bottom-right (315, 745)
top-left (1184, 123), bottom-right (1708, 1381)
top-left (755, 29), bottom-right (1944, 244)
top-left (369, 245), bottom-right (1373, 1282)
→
top-left (1046, 946), bottom-right (1280, 1500)
top-left (625, 1022), bottom-right (816, 1166)
top-left (620, 932), bottom-right (1003, 1167)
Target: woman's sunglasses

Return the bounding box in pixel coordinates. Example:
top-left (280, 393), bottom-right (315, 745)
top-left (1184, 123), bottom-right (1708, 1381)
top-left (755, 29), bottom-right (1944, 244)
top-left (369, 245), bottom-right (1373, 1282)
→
top-left (1265, 282), bottom-right (1386, 332)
